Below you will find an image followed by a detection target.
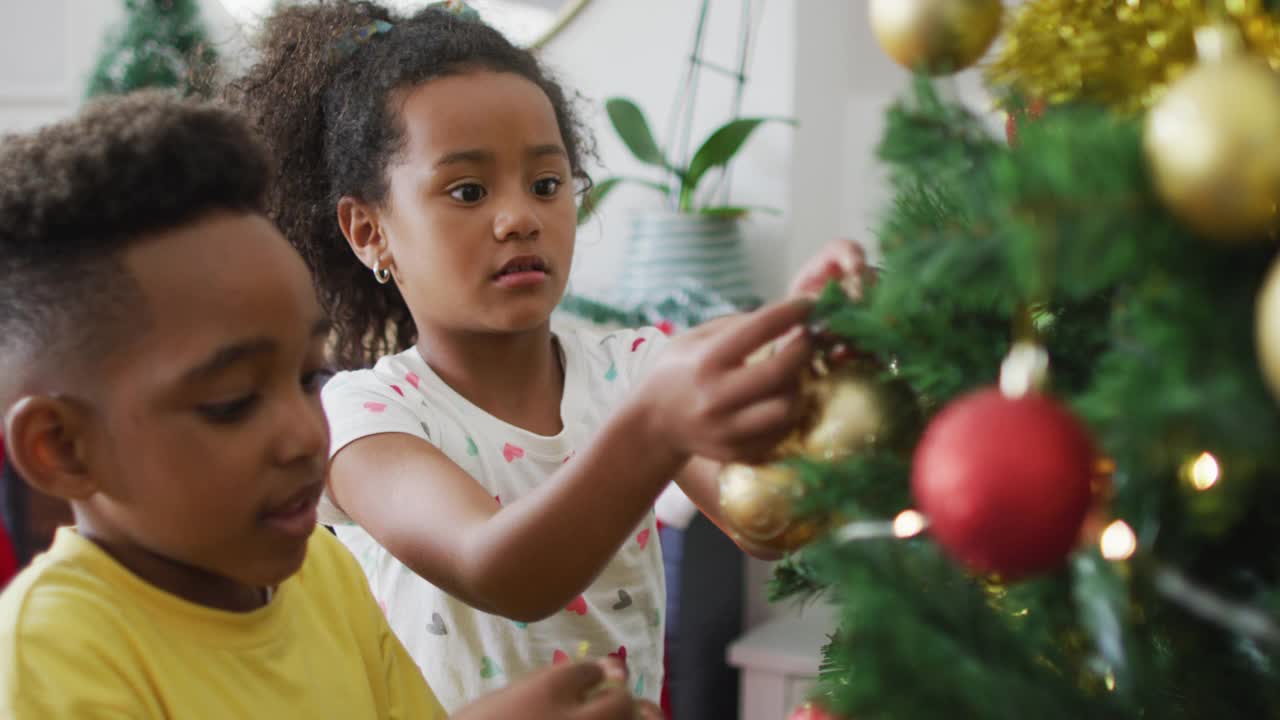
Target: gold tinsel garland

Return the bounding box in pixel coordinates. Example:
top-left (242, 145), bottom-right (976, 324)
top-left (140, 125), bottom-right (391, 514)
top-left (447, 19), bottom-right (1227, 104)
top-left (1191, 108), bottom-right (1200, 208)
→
top-left (986, 0), bottom-right (1280, 113)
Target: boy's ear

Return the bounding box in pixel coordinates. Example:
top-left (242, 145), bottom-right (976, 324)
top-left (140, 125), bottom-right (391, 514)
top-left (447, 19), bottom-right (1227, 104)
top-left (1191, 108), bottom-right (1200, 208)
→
top-left (336, 196), bottom-right (390, 272)
top-left (3, 396), bottom-right (98, 502)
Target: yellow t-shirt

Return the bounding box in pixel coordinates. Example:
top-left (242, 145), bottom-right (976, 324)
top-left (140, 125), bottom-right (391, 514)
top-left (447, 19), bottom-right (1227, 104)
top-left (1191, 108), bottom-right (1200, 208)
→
top-left (0, 526), bottom-right (446, 719)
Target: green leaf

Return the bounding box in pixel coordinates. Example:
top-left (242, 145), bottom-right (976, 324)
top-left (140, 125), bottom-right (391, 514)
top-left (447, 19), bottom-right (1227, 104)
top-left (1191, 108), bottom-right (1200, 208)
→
top-left (605, 98), bottom-right (668, 168)
top-left (684, 116), bottom-right (795, 201)
top-left (576, 176), bottom-right (671, 224)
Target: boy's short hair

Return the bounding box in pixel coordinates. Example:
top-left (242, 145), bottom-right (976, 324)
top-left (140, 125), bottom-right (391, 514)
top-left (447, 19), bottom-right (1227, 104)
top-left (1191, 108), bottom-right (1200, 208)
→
top-left (0, 90), bottom-right (271, 377)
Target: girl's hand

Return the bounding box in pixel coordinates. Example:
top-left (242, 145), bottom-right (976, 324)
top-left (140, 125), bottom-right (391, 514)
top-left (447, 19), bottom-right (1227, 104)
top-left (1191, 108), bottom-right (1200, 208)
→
top-left (452, 659), bottom-right (660, 720)
top-left (788, 238), bottom-right (875, 300)
top-left (638, 298), bottom-right (813, 466)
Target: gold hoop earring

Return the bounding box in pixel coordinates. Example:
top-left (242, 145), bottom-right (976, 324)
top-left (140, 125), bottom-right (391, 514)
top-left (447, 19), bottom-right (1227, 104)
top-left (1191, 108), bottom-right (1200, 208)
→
top-left (373, 260), bottom-right (392, 285)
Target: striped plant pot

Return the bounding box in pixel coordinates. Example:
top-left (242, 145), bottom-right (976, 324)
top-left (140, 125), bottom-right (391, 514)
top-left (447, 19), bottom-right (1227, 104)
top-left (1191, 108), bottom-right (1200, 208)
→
top-left (616, 212), bottom-right (758, 308)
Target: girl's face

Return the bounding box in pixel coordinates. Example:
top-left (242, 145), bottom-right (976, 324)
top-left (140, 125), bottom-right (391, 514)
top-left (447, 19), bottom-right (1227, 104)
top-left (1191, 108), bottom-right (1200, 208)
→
top-left (377, 70), bottom-right (577, 336)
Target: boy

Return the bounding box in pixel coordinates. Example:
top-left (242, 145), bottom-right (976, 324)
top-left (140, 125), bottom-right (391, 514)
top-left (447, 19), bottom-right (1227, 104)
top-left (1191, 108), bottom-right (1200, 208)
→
top-left (0, 90), bottom-right (655, 719)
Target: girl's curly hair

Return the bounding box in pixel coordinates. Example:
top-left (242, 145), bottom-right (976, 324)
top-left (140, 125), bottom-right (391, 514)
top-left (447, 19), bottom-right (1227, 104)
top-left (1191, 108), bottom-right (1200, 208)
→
top-left (226, 1), bottom-right (593, 369)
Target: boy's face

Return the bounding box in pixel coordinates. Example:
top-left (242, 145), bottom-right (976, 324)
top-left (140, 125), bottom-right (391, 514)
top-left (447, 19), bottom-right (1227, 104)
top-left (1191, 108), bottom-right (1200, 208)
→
top-left (81, 212), bottom-right (331, 591)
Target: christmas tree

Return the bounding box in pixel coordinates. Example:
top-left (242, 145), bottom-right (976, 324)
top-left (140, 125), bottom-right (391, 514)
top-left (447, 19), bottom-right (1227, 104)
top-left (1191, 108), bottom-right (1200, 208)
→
top-left (86, 0), bottom-right (220, 99)
top-left (733, 1), bottom-right (1280, 717)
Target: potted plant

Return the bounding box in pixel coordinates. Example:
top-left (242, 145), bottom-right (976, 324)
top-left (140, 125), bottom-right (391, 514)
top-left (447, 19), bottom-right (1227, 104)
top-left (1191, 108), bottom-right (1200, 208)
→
top-left (579, 96), bottom-right (792, 309)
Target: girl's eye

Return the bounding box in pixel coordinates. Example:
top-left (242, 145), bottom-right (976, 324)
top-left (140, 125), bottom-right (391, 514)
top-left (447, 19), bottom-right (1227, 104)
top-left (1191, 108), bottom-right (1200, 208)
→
top-left (197, 395), bottom-right (260, 425)
top-left (532, 177), bottom-right (562, 198)
top-left (449, 184), bottom-right (487, 203)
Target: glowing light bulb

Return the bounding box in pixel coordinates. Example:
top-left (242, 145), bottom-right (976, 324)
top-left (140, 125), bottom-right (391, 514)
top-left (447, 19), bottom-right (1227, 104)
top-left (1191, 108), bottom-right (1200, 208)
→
top-left (1186, 452), bottom-right (1220, 491)
top-left (1099, 520), bottom-right (1137, 561)
top-left (892, 510), bottom-right (928, 538)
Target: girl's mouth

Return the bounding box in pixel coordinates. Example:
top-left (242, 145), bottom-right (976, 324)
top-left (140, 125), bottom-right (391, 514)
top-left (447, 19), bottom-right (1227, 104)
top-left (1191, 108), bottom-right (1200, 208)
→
top-left (493, 255), bottom-right (550, 288)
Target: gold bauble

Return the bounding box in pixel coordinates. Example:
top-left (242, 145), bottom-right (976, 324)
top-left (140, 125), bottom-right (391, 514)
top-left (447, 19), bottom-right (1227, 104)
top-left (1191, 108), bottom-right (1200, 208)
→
top-left (718, 463), bottom-right (799, 541)
top-left (1257, 256), bottom-right (1280, 400)
top-left (1145, 51), bottom-right (1280, 241)
top-left (718, 463), bottom-right (824, 552)
top-left (774, 516), bottom-right (824, 552)
top-left (795, 361), bottom-right (920, 463)
top-left (869, 0), bottom-right (1003, 75)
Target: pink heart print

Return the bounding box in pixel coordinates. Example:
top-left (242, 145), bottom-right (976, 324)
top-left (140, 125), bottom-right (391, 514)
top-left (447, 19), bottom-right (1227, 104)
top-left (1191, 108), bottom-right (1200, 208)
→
top-left (552, 650), bottom-right (570, 665)
top-left (565, 595), bottom-right (587, 615)
top-left (390, 384), bottom-right (404, 397)
top-left (363, 401), bottom-right (387, 413)
top-left (405, 372), bottom-right (421, 389)
top-left (631, 337), bottom-right (646, 352)
top-left (636, 529), bottom-right (651, 549)
top-left (502, 443), bottom-right (525, 462)
top-left (608, 646), bottom-right (627, 664)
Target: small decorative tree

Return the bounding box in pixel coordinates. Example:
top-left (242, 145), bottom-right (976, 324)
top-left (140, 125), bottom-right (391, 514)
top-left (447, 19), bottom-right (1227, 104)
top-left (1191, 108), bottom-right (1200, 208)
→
top-left (86, 0), bottom-right (220, 99)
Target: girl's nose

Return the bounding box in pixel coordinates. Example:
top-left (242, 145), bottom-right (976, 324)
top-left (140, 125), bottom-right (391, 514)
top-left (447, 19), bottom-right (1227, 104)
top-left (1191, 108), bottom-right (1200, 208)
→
top-left (493, 192), bottom-right (543, 242)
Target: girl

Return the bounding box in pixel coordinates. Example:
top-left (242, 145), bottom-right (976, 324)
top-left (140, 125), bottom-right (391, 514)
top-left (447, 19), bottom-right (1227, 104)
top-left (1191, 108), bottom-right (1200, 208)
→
top-left (229, 1), bottom-right (864, 711)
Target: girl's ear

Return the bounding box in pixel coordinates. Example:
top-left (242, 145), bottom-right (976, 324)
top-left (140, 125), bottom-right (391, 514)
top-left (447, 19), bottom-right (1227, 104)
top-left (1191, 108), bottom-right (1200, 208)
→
top-left (337, 196), bottom-right (391, 272)
top-left (3, 396), bottom-right (98, 503)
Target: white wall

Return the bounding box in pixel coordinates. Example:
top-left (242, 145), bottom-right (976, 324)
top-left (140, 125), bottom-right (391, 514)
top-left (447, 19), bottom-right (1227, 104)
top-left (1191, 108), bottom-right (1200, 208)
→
top-left (0, 1), bottom-right (118, 132)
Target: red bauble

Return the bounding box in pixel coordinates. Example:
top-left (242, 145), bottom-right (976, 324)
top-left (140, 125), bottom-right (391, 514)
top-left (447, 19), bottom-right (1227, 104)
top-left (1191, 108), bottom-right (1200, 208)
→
top-left (787, 701), bottom-right (844, 720)
top-left (911, 387), bottom-right (1095, 579)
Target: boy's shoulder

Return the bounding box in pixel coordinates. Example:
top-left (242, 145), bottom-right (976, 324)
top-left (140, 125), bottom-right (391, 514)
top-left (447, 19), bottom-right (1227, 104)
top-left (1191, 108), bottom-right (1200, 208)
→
top-left (0, 530), bottom-right (148, 713)
top-left (0, 528), bottom-right (377, 716)
top-left (0, 529), bottom-right (129, 640)
top-left (0, 528), bottom-right (364, 652)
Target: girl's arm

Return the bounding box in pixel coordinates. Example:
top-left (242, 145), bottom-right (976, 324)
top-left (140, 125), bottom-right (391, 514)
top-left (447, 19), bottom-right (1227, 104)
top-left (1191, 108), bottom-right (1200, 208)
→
top-left (328, 300), bottom-right (812, 622)
top-left (329, 400), bottom-right (683, 621)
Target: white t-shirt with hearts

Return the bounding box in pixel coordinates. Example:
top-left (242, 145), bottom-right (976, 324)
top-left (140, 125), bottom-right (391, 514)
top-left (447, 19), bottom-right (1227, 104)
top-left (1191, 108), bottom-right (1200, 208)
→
top-left (318, 327), bottom-right (670, 713)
